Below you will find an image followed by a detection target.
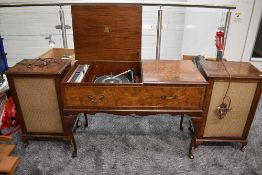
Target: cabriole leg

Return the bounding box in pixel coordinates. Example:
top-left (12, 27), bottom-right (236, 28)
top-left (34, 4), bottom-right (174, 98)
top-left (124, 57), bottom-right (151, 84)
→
top-left (84, 113), bottom-right (88, 127)
top-left (180, 114), bottom-right (184, 130)
top-left (71, 136), bottom-right (77, 158)
top-left (189, 137), bottom-right (195, 159)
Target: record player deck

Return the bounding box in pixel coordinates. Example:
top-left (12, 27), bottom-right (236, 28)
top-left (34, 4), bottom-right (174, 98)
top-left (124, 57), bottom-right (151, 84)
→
top-left (69, 64), bottom-right (135, 84)
top-left (94, 74), bottom-right (131, 84)
top-left (65, 61), bottom-right (142, 84)
top-left (62, 60), bottom-right (207, 113)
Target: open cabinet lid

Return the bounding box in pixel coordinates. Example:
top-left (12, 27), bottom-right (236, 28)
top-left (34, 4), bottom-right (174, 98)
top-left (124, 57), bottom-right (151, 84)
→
top-left (72, 5), bottom-right (142, 61)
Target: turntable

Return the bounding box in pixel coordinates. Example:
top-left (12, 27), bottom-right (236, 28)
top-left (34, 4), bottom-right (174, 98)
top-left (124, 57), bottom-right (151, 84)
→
top-left (68, 66), bottom-right (134, 84)
top-left (94, 69), bottom-right (133, 84)
top-left (94, 75), bottom-right (130, 84)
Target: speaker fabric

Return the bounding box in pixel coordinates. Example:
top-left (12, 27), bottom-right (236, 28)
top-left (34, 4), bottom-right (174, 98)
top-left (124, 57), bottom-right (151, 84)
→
top-left (14, 78), bottom-right (63, 133)
top-left (203, 81), bottom-right (257, 137)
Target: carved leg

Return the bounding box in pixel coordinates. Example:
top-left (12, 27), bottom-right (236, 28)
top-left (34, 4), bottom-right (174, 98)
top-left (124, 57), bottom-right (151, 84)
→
top-left (188, 117), bottom-right (201, 159)
top-left (180, 114), bottom-right (184, 130)
top-left (84, 113), bottom-right (88, 127)
top-left (188, 119), bottom-right (196, 159)
top-left (189, 137), bottom-right (195, 159)
top-left (240, 142), bottom-right (247, 152)
top-left (70, 136), bottom-right (77, 158)
top-left (64, 115), bottom-right (78, 157)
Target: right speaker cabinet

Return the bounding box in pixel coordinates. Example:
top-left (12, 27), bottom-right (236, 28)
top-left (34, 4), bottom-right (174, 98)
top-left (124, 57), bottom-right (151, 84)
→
top-left (197, 61), bottom-right (262, 150)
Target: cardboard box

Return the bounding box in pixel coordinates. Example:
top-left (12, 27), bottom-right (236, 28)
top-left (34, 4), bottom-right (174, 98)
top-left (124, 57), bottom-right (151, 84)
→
top-left (37, 48), bottom-right (75, 65)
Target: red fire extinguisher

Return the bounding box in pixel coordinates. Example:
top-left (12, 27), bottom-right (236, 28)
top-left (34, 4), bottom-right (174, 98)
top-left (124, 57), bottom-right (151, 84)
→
top-left (216, 31), bottom-right (225, 61)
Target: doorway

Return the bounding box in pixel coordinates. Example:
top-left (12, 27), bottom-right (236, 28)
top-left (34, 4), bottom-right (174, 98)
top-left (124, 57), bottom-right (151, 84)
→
top-left (251, 18), bottom-right (262, 59)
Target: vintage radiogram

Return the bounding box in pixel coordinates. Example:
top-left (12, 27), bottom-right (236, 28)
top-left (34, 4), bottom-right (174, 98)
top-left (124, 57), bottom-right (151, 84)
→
top-left (61, 5), bottom-right (207, 158)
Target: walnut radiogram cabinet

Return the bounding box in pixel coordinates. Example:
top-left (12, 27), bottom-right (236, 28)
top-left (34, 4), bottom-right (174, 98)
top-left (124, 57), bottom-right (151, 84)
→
top-left (5, 4), bottom-right (262, 159)
top-left (61, 5), bottom-right (262, 158)
top-left (60, 5), bottom-right (208, 158)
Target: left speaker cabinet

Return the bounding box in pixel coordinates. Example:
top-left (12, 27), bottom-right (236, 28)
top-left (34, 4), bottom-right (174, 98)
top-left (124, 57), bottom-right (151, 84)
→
top-left (5, 59), bottom-right (76, 155)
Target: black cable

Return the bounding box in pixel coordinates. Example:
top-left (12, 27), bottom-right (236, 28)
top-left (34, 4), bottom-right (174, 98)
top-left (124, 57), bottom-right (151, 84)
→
top-left (221, 60), bottom-right (231, 100)
top-left (217, 60), bottom-right (232, 119)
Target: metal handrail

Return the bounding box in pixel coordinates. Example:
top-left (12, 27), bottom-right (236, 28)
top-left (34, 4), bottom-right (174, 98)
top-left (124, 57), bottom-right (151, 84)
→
top-left (0, 1), bottom-right (236, 9)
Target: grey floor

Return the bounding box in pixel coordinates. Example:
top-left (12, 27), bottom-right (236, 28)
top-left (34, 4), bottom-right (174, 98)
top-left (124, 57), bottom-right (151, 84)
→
top-left (9, 99), bottom-right (262, 175)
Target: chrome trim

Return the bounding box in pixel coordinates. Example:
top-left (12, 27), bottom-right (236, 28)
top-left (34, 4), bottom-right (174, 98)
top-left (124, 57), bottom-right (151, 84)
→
top-left (156, 7), bottom-right (163, 60)
top-left (223, 10), bottom-right (232, 57)
top-left (0, 1), bottom-right (236, 9)
top-left (59, 6), bottom-right (68, 48)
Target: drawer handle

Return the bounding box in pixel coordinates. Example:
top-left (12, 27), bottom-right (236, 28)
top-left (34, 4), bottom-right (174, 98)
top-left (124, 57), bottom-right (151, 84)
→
top-left (161, 95), bottom-right (177, 100)
top-left (87, 95), bottom-right (105, 103)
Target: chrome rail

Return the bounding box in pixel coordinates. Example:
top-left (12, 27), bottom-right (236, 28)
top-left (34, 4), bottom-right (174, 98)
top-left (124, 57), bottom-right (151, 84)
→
top-left (0, 1), bottom-right (236, 9)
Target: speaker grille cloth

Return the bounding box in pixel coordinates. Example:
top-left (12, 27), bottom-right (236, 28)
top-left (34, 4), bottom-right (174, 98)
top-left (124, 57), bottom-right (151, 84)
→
top-left (14, 78), bottom-right (63, 133)
top-left (203, 82), bottom-right (257, 137)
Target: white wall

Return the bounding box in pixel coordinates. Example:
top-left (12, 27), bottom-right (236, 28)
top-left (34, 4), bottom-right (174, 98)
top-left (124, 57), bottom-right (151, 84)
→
top-left (0, 6), bottom-right (73, 66)
top-left (0, 6), bottom-right (60, 66)
top-left (243, 0), bottom-right (262, 62)
top-left (0, 0), bottom-right (258, 66)
top-left (181, 7), bottom-right (227, 58)
top-left (142, 6), bottom-right (186, 60)
top-left (160, 6), bottom-right (186, 60)
top-left (223, 0), bottom-right (255, 61)
top-left (141, 6), bottom-right (159, 59)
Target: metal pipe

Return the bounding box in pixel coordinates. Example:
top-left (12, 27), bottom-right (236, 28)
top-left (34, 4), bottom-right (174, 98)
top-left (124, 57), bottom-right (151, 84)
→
top-left (222, 10), bottom-right (232, 57)
top-left (59, 6), bottom-right (68, 48)
top-left (156, 7), bottom-right (163, 60)
top-left (0, 1), bottom-right (236, 9)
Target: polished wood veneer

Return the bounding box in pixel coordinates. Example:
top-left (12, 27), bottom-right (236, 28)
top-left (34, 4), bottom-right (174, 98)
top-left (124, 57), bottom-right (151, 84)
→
top-left (142, 60), bottom-right (207, 84)
top-left (62, 60), bottom-right (207, 112)
top-left (64, 86), bottom-right (205, 109)
top-left (71, 5), bottom-right (142, 61)
top-left (7, 4), bottom-right (261, 161)
top-left (62, 5), bottom-right (208, 159)
top-left (62, 60), bottom-right (207, 159)
top-left (200, 61), bottom-right (262, 79)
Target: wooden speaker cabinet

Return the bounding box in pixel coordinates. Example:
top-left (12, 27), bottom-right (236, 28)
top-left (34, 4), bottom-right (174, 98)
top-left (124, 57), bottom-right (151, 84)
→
top-left (194, 61), bottom-right (262, 152)
top-left (5, 59), bottom-right (77, 156)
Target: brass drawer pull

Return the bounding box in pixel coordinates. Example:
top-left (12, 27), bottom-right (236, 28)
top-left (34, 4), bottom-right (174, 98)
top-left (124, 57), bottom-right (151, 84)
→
top-left (161, 95), bottom-right (177, 100)
top-left (87, 95), bottom-right (105, 103)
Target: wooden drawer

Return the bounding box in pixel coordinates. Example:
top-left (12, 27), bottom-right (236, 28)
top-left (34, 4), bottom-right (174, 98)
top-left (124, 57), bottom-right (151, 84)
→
top-left (63, 86), bottom-right (205, 109)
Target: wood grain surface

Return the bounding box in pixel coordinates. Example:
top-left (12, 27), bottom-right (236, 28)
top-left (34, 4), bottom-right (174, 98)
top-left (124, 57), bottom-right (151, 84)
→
top-left (63, 85), bottom-right (205, 109)
top-left (71, 5), bottom-right (142, 61)
top-left (5, 59), bottom-right (71, 75)
top-left (200, 61), bottom-right (262, 80)
top-left (142, 60), bottom-right (207, 84)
